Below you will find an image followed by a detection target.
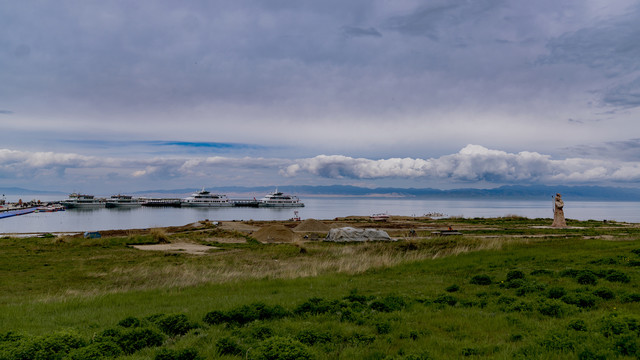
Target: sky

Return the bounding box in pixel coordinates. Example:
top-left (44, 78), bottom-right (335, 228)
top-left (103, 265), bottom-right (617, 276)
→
top-left (1, 1), bottom-right (640, 193)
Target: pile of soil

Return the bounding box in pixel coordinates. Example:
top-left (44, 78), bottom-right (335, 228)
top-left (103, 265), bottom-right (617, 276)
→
top-left (252, 225), bottom-right (297, 243)
top-left (293, 219), bottom-right (331, 232)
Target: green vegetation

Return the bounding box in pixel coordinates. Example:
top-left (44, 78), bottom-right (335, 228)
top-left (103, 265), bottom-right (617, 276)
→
top-left (1, 218), bottom-right (639, 359)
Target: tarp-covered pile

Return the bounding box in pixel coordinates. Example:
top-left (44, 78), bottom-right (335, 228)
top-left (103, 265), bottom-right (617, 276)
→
top-left (325, 227), bottom-right (393, 242)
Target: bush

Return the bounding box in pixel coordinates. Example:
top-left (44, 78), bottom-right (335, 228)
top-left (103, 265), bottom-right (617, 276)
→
top-left (599, 316), bottom-right (629, 338)
top-left (568, 319), bottom-right (587, 332)
top-left (561, 293), bottom-right (597, 309)
top-left (216, 337), bottom-right (243, 356)
top-left (433, 294), bottom-right (457, 306)
top-left (620, 293), bottom-right (640, 303)
top-left (470, 274), bottom-right (492, 285)
top-left (153, 314), bottom-right (196, 336)
top-left (530, 269), bottom-right (554, 276)
top-left (252, 336), bottom-right (313, 360)
top-left (593, 288), bottom-right (615, 300)
top-left (576, 271), bottom-right (598, 285)
top-left (369, 295), bottom-right (407, 312)
top-left (98, 327), bottom-right (165, 354)
top-left (604, 270), bottom-right (631, 283)
top-left (296, 329), bottom-right (333, 346)
top-left (66, 341), bottom-right (122, 360)
top-left (506, 270), bottom-right (525, 281)
top-left (375, 322), bottom-right (392, 335)
top-left (538, 299), bottom-right (572, 318)
top-left (547, 286), bottom-right (567, 299)
top-left (613, 334), bottom-right (639, 356)
top-left (445, 284), bottom-right (460, 293)
top-left (155, 348), bottom-right (202, 360)
top-left (118, 316), bottom-right (142, 328)
top-left (294, 298), bottom-right (335, 316)
top-left (203, 310), bottom-right (228, 325)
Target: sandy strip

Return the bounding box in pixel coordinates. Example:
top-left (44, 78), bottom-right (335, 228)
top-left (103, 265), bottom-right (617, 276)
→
top-left (131, 243), bottom-right (218, 255)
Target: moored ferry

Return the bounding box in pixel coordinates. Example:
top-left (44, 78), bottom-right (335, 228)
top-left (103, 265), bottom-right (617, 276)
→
top-left (105, 194), bottom-right (141, 208)
top-left (60, 193), bottom-right (105, 208)
top-left (258, 189), bottom-right (304, 207)
top-left (180, 188), bottom-right (232, 207)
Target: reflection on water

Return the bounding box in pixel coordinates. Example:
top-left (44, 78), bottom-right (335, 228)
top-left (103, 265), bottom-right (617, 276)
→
top-left (1, 198), bottom-right (638, 233)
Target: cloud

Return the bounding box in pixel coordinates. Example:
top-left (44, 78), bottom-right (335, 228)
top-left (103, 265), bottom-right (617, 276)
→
top-left (341, 26), bottom-right (382, 38)
top-left (2, 145), bottom-right (640, 189)
top-left (282, 145), bottom-right (640, 183)
top-left (0, 110), bottom-right (13, 114)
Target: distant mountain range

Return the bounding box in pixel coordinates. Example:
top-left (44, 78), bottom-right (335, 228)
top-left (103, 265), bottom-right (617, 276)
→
top-left (134, 185), bottom-right (640, 201)
top-left (3, 185), bottom-right (640, 201)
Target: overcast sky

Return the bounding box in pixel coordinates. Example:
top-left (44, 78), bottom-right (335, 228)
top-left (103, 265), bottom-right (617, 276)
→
top-left (1, 1), bottom-right (640, 193)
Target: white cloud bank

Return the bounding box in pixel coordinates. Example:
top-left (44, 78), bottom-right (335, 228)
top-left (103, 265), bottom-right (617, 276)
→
top-left (282, 145), bottom-right (640, 183)
top-left (1, 145), bottom-right (640, 189)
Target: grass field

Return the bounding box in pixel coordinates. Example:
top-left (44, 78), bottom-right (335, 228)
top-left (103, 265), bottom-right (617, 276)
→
top-left (1, 217), bottom-right (639, 359)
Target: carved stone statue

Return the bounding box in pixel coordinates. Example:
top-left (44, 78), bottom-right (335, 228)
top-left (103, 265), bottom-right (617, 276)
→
top-left (551, 193), bottom-right (567, 228)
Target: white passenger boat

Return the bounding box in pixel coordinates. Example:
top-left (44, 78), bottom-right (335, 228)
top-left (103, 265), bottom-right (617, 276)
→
top-left (60, 193), bottom-right (105, 208)
top-left (180, 188), bottom-right (232, 207)
top-left (258, 189), bottom-right (304, 207)
top-left (105, 194), bottom-right (141, 208)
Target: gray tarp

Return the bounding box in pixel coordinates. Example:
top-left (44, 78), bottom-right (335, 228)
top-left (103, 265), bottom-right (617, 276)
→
top-left (325, 227), bottom-right (393, 242)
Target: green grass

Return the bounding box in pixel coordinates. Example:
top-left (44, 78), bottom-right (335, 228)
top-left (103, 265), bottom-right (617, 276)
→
top-left (1, 219), bottom-right (640, 359)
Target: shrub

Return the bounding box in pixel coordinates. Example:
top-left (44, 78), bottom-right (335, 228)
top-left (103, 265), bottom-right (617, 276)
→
top-left (445, 284), bottom-right (460, 293)
top-left (539, 330), bottom-right (575, 351)
top-left (375, 322), bottom-right (392, 335)
top-left (503, 279), bottom-right (525, 289)
top-left (593, 288), bottom-right (615, 300)
top-left (203, 310), bottom-right (228, 325)
top-left (294, 298), bottom-right (335, 316)
top-left (100, 327), bottom-right (165, 354)
top-left (620, 293), bottom-right (640, 303)
top-left (370, 295), bottom-right (407, 312)
top-left (631, 249), bottom-right (640, 256)
top-left (153, 314), bottom-right (196, 336)
top-left (216, 337), bottom-right (243, 356)
top-left (604, 270), bottom-right (631, 283)
top-left (561, 293), bottom-right (597, 309)
top-left (576, 271), bottom-right (598, 285)
top-left (224, 302), bottom-right (289, 325)
top-left (538, 299), bottom-right (572, 318)
top-left (613, 334), bottom-right (639, 356)
top-left (560, 269), bottom-right (580, 278)
top-left (248, 325), bottom-right (275, 341)
top-left (252, 336), bottom-right (313, 360)
top-left (599, 316), bottom-right (629, 338)
top-left (577, 347), bottom-right (610, 360)
top-left (296, 329), bottom-right (333, 346)
top-left (506, 270), bottom-right (525, 281)
top-left (118, 316), bottom-right (142, 328)
top-left (346, 333), bottom-right (376, 346)
top-left (155, 348), bottom-right (202, 360)
top-left (66, 341), bottom-right (122, 360)
top-left (547, 286), bottom-right (567, 299)
top-left (470, 274), bottom-right (492, 285)
top-left (568, 319), bottom-right (587, 332)
top-left (433, 294), bottom-right (457, 306)
top-left (627, 260), bottom-right (640, 267)
top-left (530, 269), bottom-right (554, 276)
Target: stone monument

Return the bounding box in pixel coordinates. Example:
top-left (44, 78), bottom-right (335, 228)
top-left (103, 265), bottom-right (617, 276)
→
top-left (551, 193), bottom-right (567, 228)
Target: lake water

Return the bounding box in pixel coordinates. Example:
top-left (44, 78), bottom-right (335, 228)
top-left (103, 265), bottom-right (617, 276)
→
top-left (1, 196), bottom-right (639, 233)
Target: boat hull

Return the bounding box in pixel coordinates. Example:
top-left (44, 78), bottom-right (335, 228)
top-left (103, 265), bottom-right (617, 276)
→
top-left (61, 202), bottom-right (105, 209)
top-left (105, 202), bottom-right (141, 208)
top-left (258, 203), bottom-right (305, 208)
top-left (180, 202), bottom-right (233, 207)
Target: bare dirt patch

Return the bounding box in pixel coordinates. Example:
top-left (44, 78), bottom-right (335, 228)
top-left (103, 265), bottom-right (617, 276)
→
top-left (131, 242), bottom-right (218, 255)
top-left (218, 221), bottom-right (261, 233)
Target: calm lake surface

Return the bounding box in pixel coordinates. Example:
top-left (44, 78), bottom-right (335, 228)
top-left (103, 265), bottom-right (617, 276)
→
top-left (1, 196), bottom-right (639, 234)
